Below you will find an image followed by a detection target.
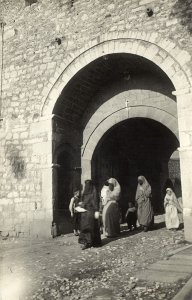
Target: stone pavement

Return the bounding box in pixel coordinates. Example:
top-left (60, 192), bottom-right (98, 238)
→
top-left (136, 244), bottom-right (192, 284)
top-left (136, 244), bottom-right (192, 300)
top-left (0, 218), bottom-right (191, 300)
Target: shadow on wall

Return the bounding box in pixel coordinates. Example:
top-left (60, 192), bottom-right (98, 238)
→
top-left (171, 0), bottom-right (192, 35)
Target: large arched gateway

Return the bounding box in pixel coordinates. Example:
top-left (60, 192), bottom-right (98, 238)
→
top-left (38, 34), bottom-right (192, 241)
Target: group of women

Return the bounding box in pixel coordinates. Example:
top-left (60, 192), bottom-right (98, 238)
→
top-left (74, 176), bottom-right (182, 250)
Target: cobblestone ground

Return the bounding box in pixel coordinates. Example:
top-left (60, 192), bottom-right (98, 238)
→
top-left (0, 216), bottom-right (189, 300)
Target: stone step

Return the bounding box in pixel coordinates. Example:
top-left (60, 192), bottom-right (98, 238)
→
top-left (90, 288), bottom-right (115, 300)
top-left (172, 277), bottom-right (192, 300)
top-left (171, 254), bottom-right (192, 260)
top-left (136, 270), bottom-right (190, 283)
top-left (180, 248), bottom-right (192, 255)
top-left (168, 245), bottom-right (192, 256)
top-left (162, 259), bottom-right (192, 266)
top-left (149, 263), bottom-right (192, 274)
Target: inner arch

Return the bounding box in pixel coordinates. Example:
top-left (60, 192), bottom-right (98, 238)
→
top-left (92, 117), bottom-right (179, 216)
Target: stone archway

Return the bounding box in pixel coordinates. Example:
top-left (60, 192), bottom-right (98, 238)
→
top-left (81, 90), bottom-right (178, 182)
top-left (41, 33), bottom-right (191, 116)
top-left (40, 33), bottom-right (192, 241)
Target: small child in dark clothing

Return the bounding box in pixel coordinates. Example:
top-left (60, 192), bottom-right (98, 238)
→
top-left (125, 202), bottom-right (137, 231)
top-left (69, 190), bottom-right (81, 236)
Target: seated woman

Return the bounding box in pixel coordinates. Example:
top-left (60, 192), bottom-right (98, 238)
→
top-left (102, 178), bottom-right (121, 238)
top-left (164, 188), bottom-right (180, 230)
top-left (125, 202), bottom-right (137, 231)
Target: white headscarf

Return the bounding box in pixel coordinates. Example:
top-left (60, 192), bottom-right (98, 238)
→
top-left (101, 185), bottom-right (110, 206)
top-left (164, 188), bottom-right (182, 212)
top-left (136, 175), bottom-right (151, 201)
top-left (108, 178), bottom-right (121, 201)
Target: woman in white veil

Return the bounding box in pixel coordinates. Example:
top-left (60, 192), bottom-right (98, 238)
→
top-left (135, 175), bottom-right (153, 232)
top-left (101, 178), bottom-right (121, 237)
top-left (164, 188), bottom-right (180, 230)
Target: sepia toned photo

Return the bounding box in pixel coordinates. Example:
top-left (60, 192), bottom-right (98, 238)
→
top-left (0, 0), bottom-right (192, 299)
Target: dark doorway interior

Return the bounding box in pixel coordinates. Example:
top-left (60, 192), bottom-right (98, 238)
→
top-left (53, 148), bottom-right (81, 234)
top-left (92, 118), bottom-right (179, 219)
top-left (57, 151), bottom-right (74, 210)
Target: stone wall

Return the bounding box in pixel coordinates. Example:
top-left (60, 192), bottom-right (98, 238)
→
top-left (0, 117), bottom-right (52, 237)
top-left (0, 0), bottom-right (192, 122)
top-left (168, 160), bottom-right (181, 181)
top-left (0, 0), bottom-right (192, 237)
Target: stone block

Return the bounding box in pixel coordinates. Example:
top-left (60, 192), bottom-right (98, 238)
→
top-left (14, 198), bottom-right (23, 203)
top-left (1, 231), bottom-right (9, 237)
top-left (29, 202), bottom-right (36, 210)
top-left (8, 230), bottom-right (17, 237)
top-left (4, 28), bottom-right (15, 40)
top-left (136, 269), bottom-right (190, 283)
top-left (184, 216), bottom-right (192, 243)
top-left (30, 219), bottom-right (52, 238)
top-left (18, 212), bottom-right (27, 219)
top-left (7, 191), bottom-right (19, 198)
top-left (150, 263), bottom-right (192, 274)
top-left (139, 0), bottom-right (154, 4)
top-left (33, 210), bottom-right (45, 220)
top-left (20, 131), bottom-right (29, 139)
top-left (0, 223), bottom-right (14, 231)
top-left (166, 19), bottom-right (178, 27)
top-left (32, 141), bottom-right (51, 155)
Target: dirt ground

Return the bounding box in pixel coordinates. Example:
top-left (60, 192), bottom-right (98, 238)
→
top-left (0, 217), bottom-right (189, 300)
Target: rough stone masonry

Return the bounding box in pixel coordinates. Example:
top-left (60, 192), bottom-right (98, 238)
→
top-left (0, 0), bottom-right (192, 240)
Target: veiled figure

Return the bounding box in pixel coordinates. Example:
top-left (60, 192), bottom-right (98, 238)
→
top-left (164, 188), bottom-right (180, 230)
top-left (78, 180), bottom-right (101, 249)
top-left (101, 178), bottom-right (121, 238)
top-left (135, 175), bottom-right (154, 232)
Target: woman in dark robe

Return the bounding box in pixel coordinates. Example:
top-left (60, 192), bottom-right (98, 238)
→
top-left (78, 180), bottom-right (101, 250)
top-left (135, 175), bottom-right (154, 232)
top-left (102, 178), bottom-right (121, 238)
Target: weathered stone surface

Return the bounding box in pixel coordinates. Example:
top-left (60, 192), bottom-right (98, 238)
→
top-left (150, 263), bottom-right (192, 273)
top-left (0, 226), bottom-right (188, 300)
top-left (137, 269), bottom-right (190, 283)
top-left (0, 0), bottom-right (192, 238)
top-left (137, 244), bottom-right (192, 283)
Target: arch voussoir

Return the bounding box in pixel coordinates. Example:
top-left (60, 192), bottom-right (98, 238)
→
top-left (41, 32), bottom-right (192, 116)
top-left (82, 106), bottom-right (178, 162)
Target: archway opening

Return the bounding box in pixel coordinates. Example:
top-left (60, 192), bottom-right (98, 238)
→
top-left (53, 53), bottom-right (175, 127)
top-left (92, 118), bottom-right (179, 219)
top-left (52, 144), bottom-right (81, 234)
top-left (52, 52), bottom-right (177, 232)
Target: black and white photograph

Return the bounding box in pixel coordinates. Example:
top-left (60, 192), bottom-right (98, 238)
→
top-left (0, 0), bottom-right (192, 299)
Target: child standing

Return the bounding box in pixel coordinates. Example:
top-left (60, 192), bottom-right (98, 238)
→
top-left (125, 202), bottom-right (137, 231)
top-left (69, 190), bottom-right (81, 236)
